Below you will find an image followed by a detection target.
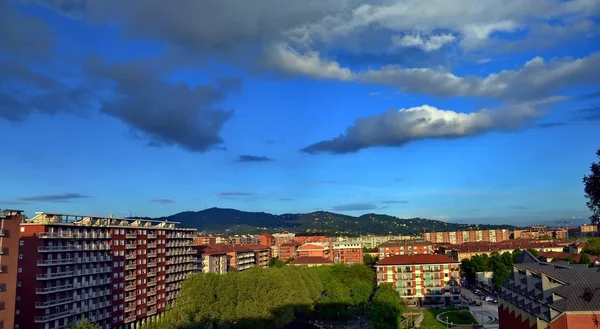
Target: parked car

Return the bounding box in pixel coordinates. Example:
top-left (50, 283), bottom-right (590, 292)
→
top-left (485, 296), bottom-right (493, 302)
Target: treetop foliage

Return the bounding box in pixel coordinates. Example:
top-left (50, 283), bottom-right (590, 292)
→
top-left (583, 148), bottom-right (600, 224)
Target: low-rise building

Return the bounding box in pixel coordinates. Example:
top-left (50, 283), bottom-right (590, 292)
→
top-left (358, 235), bottom-right (415, 249)
top-left (375, 254), bottom-right (461, 306)
top-left (258, 233), bottom-right (275, 247)
top-left (247, 244), bottom-right (270, 267)
top-left (289, 256), bottom-right (333, 267)
top-left (198, 248), bottom-right (228, 274)
top-left (499, 250), bottom-right (600, 329)
top-left (297, 243), bottom-right (328, 258)
top-left (378, 239), bottom-right (433, 259)
top-left (447, 240), bottom-right (567, 261)
top-left (294, 233), bottom-right (327, 244)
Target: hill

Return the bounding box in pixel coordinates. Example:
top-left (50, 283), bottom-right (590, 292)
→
top-left (157, 208), bottom-right (514, 236)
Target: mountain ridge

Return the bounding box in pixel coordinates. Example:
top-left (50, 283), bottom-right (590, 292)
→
top-left (157, 207), bottom-right (514, 236)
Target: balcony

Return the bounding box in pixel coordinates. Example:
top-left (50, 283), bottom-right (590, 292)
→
top-left (125, 264), bottom-right (137, 270)
top-left (125, 305), bottom-right (136, 312)
top-left (148, 234), bottom-right (157, 239)
top-left (34, 309), bottom-right (73, 322)
top-left (126, 254), bottom-right (136, 260)
top-left (148, 244), bottom-right (157, 249)
top-left (35, 297), bottom-right (73, 308)
top-left (148, 290), bottom-right (157, 296)
top-left (38, 232), bottom-right (75, 239)
top-left (148, 272), bottom-right (157, 277)
top-left (125, 295), bottom-right (136, 302)
top-left (126, 244), bottom-right (137, 250)
top-left (126, 234), bottom-right (137, 239)
top-left (36, 284), bottom-right (74, 294)
top-left (37, 271), bottom-right (74, 280)
top-left (125, 274), bottom-right (136, 281)
top-left (148, 281), bottom-right (156, 287)
top-left (0, 229), bottom-right (6, 237)
top-left (148, 262), bottom-right (157, 267)
top-left (147, 299), bottom-right (157, 306)
top-left (124, 316), bottom-right (137, 323)
top-left (148, 309), bottom-right (157, 316)
top-left (125, 285), bottom-right (136, 291)
top-left (148, 252), bottom-right (157, 258)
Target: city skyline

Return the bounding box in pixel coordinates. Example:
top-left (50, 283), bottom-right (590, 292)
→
top-left (1, 1), bottom-right (599, 225)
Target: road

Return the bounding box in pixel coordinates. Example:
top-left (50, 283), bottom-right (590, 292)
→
top-left (461, 288), bottom-right (499, 329)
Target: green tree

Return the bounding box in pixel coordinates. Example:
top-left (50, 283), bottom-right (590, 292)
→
top-left (583, 238), bottom-right (600, 256)
top-left (583, 148), bottom-right (600, 224)
top-left (579, 253), bottom-right (592, 265)
top-left (500, 251), bottom-right (514, 268)
top-left (512, 248), bottom-right (522, 263)
top-left (492, 263), bottom-right (510, 291)
top-left (363, 253), bottom-right (378, 267)
top-left (269, 257), bottom-right (285, 268)
top-left (526, 248), bottom-right (540, 258)
top-left (370, 284), bottom-right (404, 329)
top-left (68, 319), bottom-right (100, 329)
top-left (565, 255), bottom-right (575, 264)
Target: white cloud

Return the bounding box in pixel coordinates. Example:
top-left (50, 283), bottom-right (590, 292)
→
top-left (391, 33), bottom-right (456, 52)
top-left (301, 101), bottom-right (557, 154)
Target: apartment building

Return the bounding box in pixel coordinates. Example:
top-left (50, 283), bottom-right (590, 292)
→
top-left (15, 212), bottom-right (196, 329)
top-left (272, 231), bottom-right (295, 246)
top-left (423, 229), bottom-right (511, 244)
top-left (357, 235), bottom-right (414, 249)
top-left (499, 250), bottom-right (600, 329)
top-left (330, 241), bottom-right (363, 264)
top-left (514, 226), bottom-right (567, 240)
top-left (293, 233), bottom-right (326, 244)
top-left (446, 241), bottom-right (567, 261)
top-left (375, 254), bottom-right (461, 306)
top-left (247, 244), bottom-right (270, 268)
top-left (197, 248), bottom-right (228, 274)
top-left (378, 239), bottom-right (433, 260)
top-left (278, 241), bottom-right (301, 261)
top-left (297, 243), bottom-right (328, 258)
top-left (0, 209), bottom-right (22, 329)
top-left (289, 256), bottom-right (333, 267)
top-left (258, 233), bottom-right (275, 247)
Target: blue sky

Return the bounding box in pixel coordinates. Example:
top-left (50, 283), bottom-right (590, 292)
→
top-left (1, 1), bottom-right (599, 225)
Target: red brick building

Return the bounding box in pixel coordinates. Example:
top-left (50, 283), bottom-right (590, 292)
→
top-left (258, 233), bottom-right (275, 247)
top-left (378, 239), bottom-right (433, 259)
top-left (289, 256), bottom-right (333, 267)
top-left (375, 254), bottom-right (461, 305)
top-left (278, 241), bottom-right (301, 261)
top-left (293, 233), bottom-right (326, 244)
top-left (499, 250), bottom-right (600, 329)
top-left (423, 229), bottom-right (510, 244)
top-left (0, 209), bottom-right (22, 329)
top-left (329, 241), bottom-right (363, 264)
top-left (297, 243), bottom-right (328, 258)
top-left (15, 212), bottom-right (196, 329)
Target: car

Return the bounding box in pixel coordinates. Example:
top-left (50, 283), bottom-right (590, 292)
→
top-left (493, 299), bottom-right (498, 303)
top-left (485, 296), bottom-right (493, 302)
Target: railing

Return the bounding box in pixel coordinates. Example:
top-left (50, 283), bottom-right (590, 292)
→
top-left (148, 281), bottom-right (157, 287)
top-left (37, 256), bottom-right (112, 266)
top-left (39, 232), bottom-right (112, 239)
top-left (148, 252), bottom-right (157, 258)
top-left (147, 299), bottom-right (157, 306)
top-left (148, 262), bottom-right (157, 267)
top-left (125, 285), bottom-right (136, 291)
top-left (124, 315), bottom-right (137, 323)
top-left (34, 309), bottom-right (73, 322)
top-left (36, 284), bottom-right (74, 294)
top-left (148, 309), bottom-right (157, 315)
top-left (148, 272), bottom-right (157, 277)
top-left (38, 244), bottom-right (111, 252)
top-left (35, 297), bottom-right (73, 308)
top-left (125, 295), bottom-right (136, 302)
top-left (148, 244), bottom-right (157, 248)
top-left (37, 271), bottom-right (74, 280)
top-left (125, 264), bottom-right (136, 270)
top-left (148, 290), bottom-right (157, 296)
top-left (148, 234), bottom-right (157, 239)
top-left (126, 234), bottom-right (137, 239)
top-left (126, 244), bottom-right (137, 249)
top-left (126, 254), bottom-right (136, 260)
top-left (125, 305), bottom-right (136, 312)
top-left (125, 275), bottom-right (136, 281)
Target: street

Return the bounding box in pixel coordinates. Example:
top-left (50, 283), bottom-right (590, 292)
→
top-left (461, 287), bottom-right (499, 329)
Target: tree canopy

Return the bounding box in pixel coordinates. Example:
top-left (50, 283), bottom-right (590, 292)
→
top-left (583, 238), bottom-right (600, 256)
top-left (68, 319), bottom-right (100, 329)
top-left (370, 284), bottom-right (405, 329)
top-left (462, 250), bottom-right (521, 290)
top-left (363, 253), bottom-right (378, 267)
top-left (583, 148), bottom-right (600, 224)
top-left (579, 253), bottom-right (592, 265)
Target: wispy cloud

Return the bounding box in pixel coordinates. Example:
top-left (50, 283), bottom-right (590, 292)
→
top-left (278, 198), bottom-right (295, 201)
top-left (332, 202), bottom-right (378, 211)
top-left (369, 92), bottom-right (382, 96)
top-left (218, 192), bottom-right (256, 197)
top-left (17, 193), bottom-right (91, 203)
top-left (151, 199), bottom-right (174, 205)
top-left (382, 200), bottom-right (408, 204)
top-left (237, 155), bottom-right (274, 162)
top-left (537, 122), bottom-right (568, 128)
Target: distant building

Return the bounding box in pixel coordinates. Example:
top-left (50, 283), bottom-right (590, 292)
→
top-left (330, 241), bottom-right (363, 264)
top-left (0, 209), bottom-right (22, 329)
top-left (278, 241), bottom-right (301, 261)
top-left (289, 256), bottom-right (333, 267)
top-left (375, 254), bottom-right (461, 305)
top-left (272, 231), bottom-right (295, 246)
top-left (198, 247), bottom-right (228, 274)
top-left (538, 251), bottom-right (600, 266)
top-left (358, 235), bottom-right (414, 249)
top-left (247, 244), bottom-right (271, 268)
top-left (499, 250), bottom-right (600, 329)
top-left (294, 233), bottom-right (327, 244)
top-left (378, 239), bottom-right (433, 259)
top-left (200, 243), bottom-right (269, 272)
top-left (446, 240), bottom-right (567, 261)
top-left (513, 225), bottom-right (567, 240)
top-left (297, 243), bottom-right (328, 258)
top-left (423, 229), bottom-right (510, 244)
top-left (258, 233), bottom-right (275, 247)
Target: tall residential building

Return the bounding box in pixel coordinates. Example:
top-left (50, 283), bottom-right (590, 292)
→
top-left (15, 212), bottom-right (196, 329)
top-left (278, 242), bottom-right (301, 261)
top-left (258, 233), bottom-right (275, 248)
top-left (446, 240), bottom-right (567, 261)
top-left (378, 239), bottom-right (433, 259)
top-left (330, 241), bottom-right (363, 264)
top-left (0, 209), bottom-right (22, 329)
top-left (357, 235), bottom-right (414, 249)
top-left (423, 229), bottom-right (511, 244)
top-left (375, 254), bottom-right (461, 306)
top-left (197, 248), bottom-right (228, 274)
top-left (247, 244), bottom-right (270, 268)
top-left (272, 231), bottom-right (295, 246)
top-left (499, 250), bottom-right (600, 329)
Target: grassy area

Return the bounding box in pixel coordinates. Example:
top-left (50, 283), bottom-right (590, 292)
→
top-left (418, 307), bottom-right (477, 329)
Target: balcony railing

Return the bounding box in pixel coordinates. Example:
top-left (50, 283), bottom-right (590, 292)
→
top-left (35, 297), bottom-right (73, 308)
top-left (125, 275), bottom-right (136, 281)
top-left (148, 272), bottom-right (157, 277)
top-left (38, 232), bottom-right (112, 239)
top-left (124, 315), bottom-right (137, 323)
top-left (126, 254), bottom-right (136, 260)
top-left (148, 309), bottom-right (157, 316)
top-left (37, 255), bottom-right (112, 266)
top-left (38, 244), bottom-right (111, 252)
top-left (36, 284), bottom-right (74, 294)
top-left (125, 305), bottom-right (136, 312)
top-left (125, 264), bottom-right (137, 270)
top-left (148, 244), bottom-right (157, 248)
top-left (125, 295), bottom-right (136, 302)
top-left (125, 285), bottom-right (136, 291)
top-left (148, 281), bottom-right (157, 287)
top-left (126, 244), bottom-right (137, 249)
top-left (147, 299), bottom-right (157, 306)
top-left (148, 262), bottom-right (157, 267)
top-left (126, 234), bottom-right (137, 239)
top-left (148, 252), bottom-right (157, 258)
top-left (148, 234), bottom-right (157, 239)
top-left (148, 290), bottom-right (157, 296)
top-left (34, 309), bottom-right (73, 322)
top-left (37, 271), bottom-right (74, 280)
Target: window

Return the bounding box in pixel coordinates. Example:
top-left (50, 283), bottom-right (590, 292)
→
top-left (17, 268), bottom-right (22, 273)
top-left (16, 295), bottom-right (20, 301)
top-left (16, 310), bottom-right (20, 315)
top-left (18, 254), bottom-right (23, 259)
top-left (114, 262), bottom-right (118, 267)
top-left (17, 281), bottom-right (22, 287)
top-left (19, 240), bottom-right (24, 246)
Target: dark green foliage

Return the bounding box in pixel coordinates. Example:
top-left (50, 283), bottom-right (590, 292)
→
top-left (565, 255), bottom-right (575, 264)
top-left (579, 253), bottom-right (591, 265)
top-left (583, 149), bottom-right (600, 224)
top-left (160, 208), bottom-right (514, 235)
top-left (370, 284), bottom-right (404, 329)
top-left (583, 238), bottom-right (600, 256)
top-left (269, 257), bottom-right (285, 268)
top-left (526, 248), bottom-right (540, 258)
top-left (68, 319), bottom-right (100, 329)
top-left (363, 253), bottom-right (378, 267)
top-left (462, 249), bottom-right (522, 290)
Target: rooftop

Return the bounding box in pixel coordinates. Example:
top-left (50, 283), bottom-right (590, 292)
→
top-left (289, 256), bottom-right (333, 265)
top-left (379, 239), bottom-right (431, 247)
top-left (376, 254), bottom-right (459, 266)
top-left (20, 211), bottom-right (192, 230)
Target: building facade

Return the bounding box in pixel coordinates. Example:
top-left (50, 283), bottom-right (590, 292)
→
top-left (0, 209), bottom-right (22, 329)
top-left (378, 239), bottom-right (433, 259)
top-left (278, 242), bottom-right (301, 261)
top-left (293, 233), bottom-right (326, 245)
top-left (297, 243), bottom-right (328, 258)
top-left (330, 241), bottom-right (363, 264)
top-left (198, 249), bottom-right (228, 274)
top-left (15, 212), bottom-right (196, 329)
top-left (423, 229), bottom-right (511, 244)
top-left (447, 241), bottom-right (567, 261)
top-left (258, 233), bottom-right (275, 248)
top-left (499, 251), bottom-right (600, 329)
top-left (357, 235), bottom-right (414, 249)
top-left (375, 254), bottom-right (461, 305)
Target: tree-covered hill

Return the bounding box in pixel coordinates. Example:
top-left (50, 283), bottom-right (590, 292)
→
top-left (157, 207), bottom-right (513, 236)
